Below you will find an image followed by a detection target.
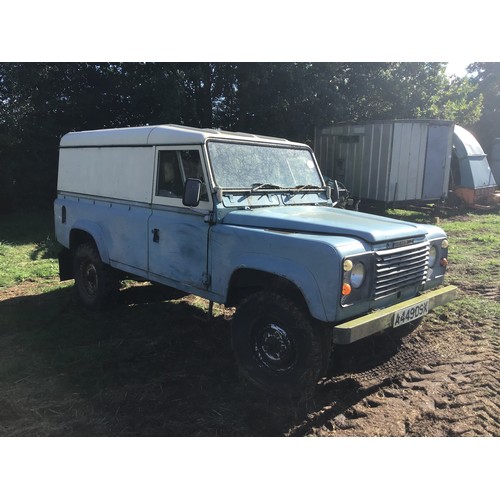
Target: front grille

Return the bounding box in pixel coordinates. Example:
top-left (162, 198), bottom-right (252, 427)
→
top-left (374, 242), bottom-right (429, 300)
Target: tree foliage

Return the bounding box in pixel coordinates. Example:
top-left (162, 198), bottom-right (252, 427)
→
top-left (466, 62), bottom-right (500, 153)
top-left (0, 62), bottom-right (487, 212)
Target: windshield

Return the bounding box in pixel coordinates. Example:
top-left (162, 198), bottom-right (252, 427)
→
top-left (207, 141), bottom-right (323, 190)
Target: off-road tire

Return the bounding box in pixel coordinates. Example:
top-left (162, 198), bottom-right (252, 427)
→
top-left (231, 291), bottom-right (332, 397)
top-left (390, 317), bottom-right (424, 337)
top-left (73, 242), bottom-right (118, 309)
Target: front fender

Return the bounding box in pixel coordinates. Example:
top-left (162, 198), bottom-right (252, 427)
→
top-left (227, 253), bottom-right (329, 322)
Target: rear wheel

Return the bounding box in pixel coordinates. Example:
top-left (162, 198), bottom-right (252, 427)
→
top-left (231, 291), bottom-right (332, 396)
top-left (73, 243), bottom-right (118, 308)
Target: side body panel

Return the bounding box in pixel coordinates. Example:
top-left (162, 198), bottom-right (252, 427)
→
top-left (55, 196), bottom-right (151, 275)
top-left (208, 224), bottom-right (365, 322)
top-left (58, 147), bottom-right (155, 203)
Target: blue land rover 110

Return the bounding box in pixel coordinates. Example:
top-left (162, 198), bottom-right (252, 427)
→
top-left (54, 124), bottom-right (458, 394)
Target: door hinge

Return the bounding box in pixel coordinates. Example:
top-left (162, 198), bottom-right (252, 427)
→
top-left (204, 212), bottom-right (216, 224)
top-left (202, 273), bottom-right (211, 287)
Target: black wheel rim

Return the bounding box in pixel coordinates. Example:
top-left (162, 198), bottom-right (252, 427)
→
top-left (252, 320), bottom-right (297, 372)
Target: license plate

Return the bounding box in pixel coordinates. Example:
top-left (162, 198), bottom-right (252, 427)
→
top-left (392, 300), bottom-right (429, 328)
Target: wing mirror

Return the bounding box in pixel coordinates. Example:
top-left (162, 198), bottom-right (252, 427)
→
top-left (183, 178), bottom-right (202, 207)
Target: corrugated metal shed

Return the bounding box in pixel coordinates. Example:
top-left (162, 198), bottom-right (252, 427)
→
top-left (314, 120), bottom-right (453, 204)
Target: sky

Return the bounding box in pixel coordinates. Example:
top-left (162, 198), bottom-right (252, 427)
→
top-left (445, 62), bottom-right (471, 78)
top-left (2, 4), bottom-right (495, 64)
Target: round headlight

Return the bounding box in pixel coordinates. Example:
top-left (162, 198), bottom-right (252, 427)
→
top-left (429, 245), bottom-right (438, 267)
top-left (441, 239), bottom-right (449, 249)
top-left (350, 262), bottom-right (365, 288)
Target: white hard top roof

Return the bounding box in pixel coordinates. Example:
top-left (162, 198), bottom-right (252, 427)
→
top-left (60, 124), bottom-right (304, 148)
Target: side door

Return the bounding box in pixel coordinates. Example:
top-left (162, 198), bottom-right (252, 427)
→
top-left (147, 146), bottom-right (212, 291)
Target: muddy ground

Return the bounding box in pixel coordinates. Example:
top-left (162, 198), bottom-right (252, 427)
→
top-left (1, 276), bottom-right (498, 437)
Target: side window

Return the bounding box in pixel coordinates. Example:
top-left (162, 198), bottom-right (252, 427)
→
top-left (156, 149), bottom-right (209, 202)
top-left (157, 151), bottom-right (184, 198)
top-left (179, 150), bottom-right (209, 201)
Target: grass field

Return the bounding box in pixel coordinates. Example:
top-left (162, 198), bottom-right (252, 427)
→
top-left (387, 207), bottom-right (500, 323)
top-left (0, 205), bottom-right (499, 436)
top-left (0, 211), bottom-right (59, 288)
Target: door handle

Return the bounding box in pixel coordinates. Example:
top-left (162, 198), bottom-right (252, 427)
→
top-left (152, 228), bottom-right (160, 243)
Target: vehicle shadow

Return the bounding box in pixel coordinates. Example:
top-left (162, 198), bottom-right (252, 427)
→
top-left (0, 283), bottom-right (409, 436)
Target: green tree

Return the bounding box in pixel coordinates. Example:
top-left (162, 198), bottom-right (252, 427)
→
top-left (0, 62), bottom-right (488, 212)
top-left (233, 62), bottom-right (348, 142)
top-left (428, 75), bottom-right (483, 126)
top-left (467, 62), bottom-right (500, 152)
top-left (0, 62), bottom-right (239, 210)
top-left (0, 63), bottom-right (125, 210)
top-left (331, 62), bottom-right (482, 125)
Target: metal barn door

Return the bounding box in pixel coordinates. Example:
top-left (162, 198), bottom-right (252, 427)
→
top-left (389, 122), bottom-right (428, 202)
top-left (422, 124), bottom-right (452, 200)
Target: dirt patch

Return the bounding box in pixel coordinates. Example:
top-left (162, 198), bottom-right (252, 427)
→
top-left (291, 309), bottom-right (499, 436)
top-left (0, 278), bottom-right (498, 437)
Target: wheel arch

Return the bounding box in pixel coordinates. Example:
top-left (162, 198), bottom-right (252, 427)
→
top-left (69, 221), bottom-right (110, 264)
top-left (226, 265), bottom-right (327, 322)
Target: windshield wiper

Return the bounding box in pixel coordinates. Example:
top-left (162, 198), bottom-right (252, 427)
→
top-left (250, 183), bottom-right (282, 192)
top-left (292, 184), bottom-right (323, 192)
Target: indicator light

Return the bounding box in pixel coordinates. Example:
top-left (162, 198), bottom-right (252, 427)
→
top-left (343, 259), bottom-right (353, 272)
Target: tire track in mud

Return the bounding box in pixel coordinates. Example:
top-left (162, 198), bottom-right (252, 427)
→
top-left (418, 323), bottom-right (500, 437)
top-left (289, 313), bottom-right (500, 437)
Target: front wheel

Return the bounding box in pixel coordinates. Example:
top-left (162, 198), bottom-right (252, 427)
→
top-left (231, 291), bottom-right (331, 396)
top-left (386, 317), bottom-right (424, 338)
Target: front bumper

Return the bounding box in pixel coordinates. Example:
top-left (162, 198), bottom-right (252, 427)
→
top-left (332, 285), bottom-right (458, 344)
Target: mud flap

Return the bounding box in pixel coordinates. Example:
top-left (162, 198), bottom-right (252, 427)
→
top-left (58, 248), bottom-right (74, 281)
